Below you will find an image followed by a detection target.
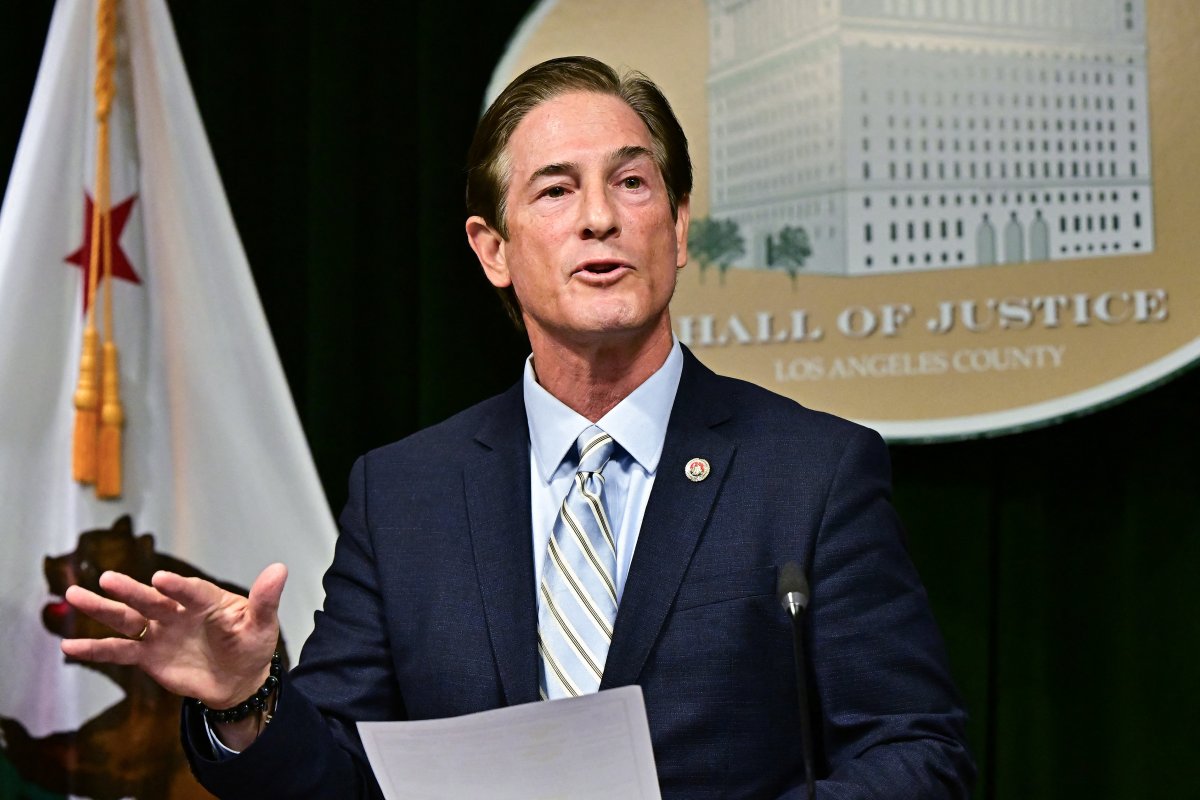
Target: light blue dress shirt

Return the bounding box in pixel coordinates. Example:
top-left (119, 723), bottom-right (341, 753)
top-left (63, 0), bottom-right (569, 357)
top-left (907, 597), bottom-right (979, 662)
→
top-left (523, 338), bottom-right (684, 602)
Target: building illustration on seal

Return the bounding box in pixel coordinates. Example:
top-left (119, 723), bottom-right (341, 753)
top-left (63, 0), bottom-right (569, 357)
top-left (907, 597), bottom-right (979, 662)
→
top-left (705, 0), bottom-right (1154, 275)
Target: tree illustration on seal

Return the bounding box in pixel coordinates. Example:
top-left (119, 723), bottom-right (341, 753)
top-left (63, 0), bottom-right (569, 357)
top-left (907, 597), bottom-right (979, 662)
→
top-left (688, 217), bottom-right (745, 285)
top-left (768, 225), bottom-right (812, 291)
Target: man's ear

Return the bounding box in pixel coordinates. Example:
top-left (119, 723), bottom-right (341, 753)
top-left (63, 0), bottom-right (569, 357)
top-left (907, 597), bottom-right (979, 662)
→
top-left (466, 216), bottom-right (510, 288)
top-left (674, 195), bottom-right (691, 269)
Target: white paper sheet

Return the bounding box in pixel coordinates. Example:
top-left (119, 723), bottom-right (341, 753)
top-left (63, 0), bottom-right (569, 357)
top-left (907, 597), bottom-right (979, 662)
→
top-left (358, 685), bottom-right (661, 800)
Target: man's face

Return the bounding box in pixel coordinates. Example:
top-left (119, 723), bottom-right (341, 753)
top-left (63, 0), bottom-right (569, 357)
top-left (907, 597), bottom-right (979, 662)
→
top-left (468, 91), bottom-right (689, 348)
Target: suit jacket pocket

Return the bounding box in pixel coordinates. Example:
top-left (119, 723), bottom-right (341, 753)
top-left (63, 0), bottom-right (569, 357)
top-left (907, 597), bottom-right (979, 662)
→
top-left (673, 565), bottom-right (778, 612)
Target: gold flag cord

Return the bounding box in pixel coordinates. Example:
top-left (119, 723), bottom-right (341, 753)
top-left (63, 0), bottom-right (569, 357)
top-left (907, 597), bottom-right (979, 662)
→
top-left (72, 0), bottom-right (123, 498)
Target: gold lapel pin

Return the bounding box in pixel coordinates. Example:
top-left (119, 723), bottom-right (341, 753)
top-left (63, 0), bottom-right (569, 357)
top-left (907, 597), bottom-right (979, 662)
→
top-left (684, 457), bottom-right (711, 482)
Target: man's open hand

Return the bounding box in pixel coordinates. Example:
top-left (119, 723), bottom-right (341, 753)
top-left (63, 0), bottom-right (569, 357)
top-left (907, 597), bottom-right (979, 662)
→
top-left (61, 563), bottom-right (287, 709)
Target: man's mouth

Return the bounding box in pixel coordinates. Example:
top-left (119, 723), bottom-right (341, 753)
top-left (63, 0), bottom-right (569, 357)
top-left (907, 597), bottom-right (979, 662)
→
top-left (583, 262), bottom-right (621, 274)
top-left (574, 260), bottom-right (632, 280)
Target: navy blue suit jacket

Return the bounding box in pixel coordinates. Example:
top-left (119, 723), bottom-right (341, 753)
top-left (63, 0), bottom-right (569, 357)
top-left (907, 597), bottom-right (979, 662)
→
top-left (185, 348), bottom-right (973, 798)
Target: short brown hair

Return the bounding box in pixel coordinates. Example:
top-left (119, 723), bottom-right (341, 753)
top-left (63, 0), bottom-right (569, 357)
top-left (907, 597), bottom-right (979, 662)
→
top-left (465, 55), bottom-right (692, 327)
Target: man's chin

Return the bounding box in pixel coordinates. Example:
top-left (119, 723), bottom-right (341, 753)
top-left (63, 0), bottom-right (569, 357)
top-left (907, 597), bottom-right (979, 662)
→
top-left (538, 316), bottom-right (675, 353)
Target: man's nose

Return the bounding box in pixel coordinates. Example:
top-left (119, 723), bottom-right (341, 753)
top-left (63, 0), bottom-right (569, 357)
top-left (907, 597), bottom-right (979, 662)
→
top-left (579, 185), bottom-right (619, 240)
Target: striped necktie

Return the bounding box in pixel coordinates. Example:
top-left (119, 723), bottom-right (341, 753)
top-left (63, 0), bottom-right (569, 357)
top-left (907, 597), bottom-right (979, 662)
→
top-left (538, 425), bottom-right (620, 699)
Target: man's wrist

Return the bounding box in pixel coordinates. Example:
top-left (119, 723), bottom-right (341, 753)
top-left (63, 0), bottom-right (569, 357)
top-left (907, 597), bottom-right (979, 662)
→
top-left (192, 651), bottom-right (282, 724)
top-left (202, 684), bottom-right (279, 757)
top-left (211, 712), bottom-right (264, 753)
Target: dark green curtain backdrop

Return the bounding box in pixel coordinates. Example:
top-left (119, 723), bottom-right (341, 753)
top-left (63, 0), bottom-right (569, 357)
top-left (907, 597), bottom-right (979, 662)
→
top-left (3, 4), bottom-right (1197, 798)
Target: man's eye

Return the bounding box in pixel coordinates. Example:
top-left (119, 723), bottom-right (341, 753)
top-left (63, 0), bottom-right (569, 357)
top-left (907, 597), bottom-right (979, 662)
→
top-left (622, 177), bottom-right (643, 189)
top-left (544, 186), bottom-right (567, 198)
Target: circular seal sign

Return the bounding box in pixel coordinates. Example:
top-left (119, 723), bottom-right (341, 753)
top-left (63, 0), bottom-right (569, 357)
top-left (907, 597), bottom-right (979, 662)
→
top-left (487, 0), bottom-right (1200, 441)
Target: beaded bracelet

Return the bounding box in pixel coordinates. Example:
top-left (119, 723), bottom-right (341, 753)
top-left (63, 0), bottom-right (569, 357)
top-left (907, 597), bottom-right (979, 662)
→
top-left (191, 651), bottom-right (282, 724)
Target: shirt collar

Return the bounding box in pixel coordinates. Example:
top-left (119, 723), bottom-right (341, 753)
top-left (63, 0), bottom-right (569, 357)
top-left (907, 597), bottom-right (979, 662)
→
top-left (524, 337), bottom-right (683, 483)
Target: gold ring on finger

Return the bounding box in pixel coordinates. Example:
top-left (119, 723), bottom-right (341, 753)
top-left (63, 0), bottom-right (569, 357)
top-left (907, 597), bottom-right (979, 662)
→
top-left (133, 622), bottom-right (149, 641)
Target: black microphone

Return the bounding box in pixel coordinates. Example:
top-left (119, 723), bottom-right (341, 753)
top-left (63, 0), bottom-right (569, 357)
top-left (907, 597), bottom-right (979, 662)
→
top-left (777, 561), bottom-right (815, 800)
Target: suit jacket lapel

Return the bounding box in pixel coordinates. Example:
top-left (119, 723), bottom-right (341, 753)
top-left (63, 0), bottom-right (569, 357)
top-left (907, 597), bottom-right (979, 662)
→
top-left (601, 349), bottom-right (735, 690)
top-left (463, 383), bottom-right (541, 707)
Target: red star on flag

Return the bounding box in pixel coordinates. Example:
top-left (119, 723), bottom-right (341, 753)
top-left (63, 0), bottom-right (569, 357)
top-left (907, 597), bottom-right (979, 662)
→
top-left (64, 192), bottom-right (141, 314)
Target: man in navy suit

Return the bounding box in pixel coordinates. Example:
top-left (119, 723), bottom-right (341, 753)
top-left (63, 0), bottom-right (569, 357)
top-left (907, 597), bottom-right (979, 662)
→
top-left (62, 56), bottom-right (974, 797)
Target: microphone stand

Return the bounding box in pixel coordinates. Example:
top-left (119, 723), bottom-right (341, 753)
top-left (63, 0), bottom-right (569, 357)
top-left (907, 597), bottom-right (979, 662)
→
top-left (779, 562), bottom-right (816, 800)
top-left (784, 597), bottom-right (815, 800)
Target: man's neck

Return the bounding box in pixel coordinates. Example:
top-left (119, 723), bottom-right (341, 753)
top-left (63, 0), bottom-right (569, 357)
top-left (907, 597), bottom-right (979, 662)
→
top-left (527, 322), bottom-right (674, 422)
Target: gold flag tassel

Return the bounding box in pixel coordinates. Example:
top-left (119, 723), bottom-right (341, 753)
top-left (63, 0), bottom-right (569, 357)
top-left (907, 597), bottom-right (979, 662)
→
top-left (97, 339), bottom-right (123, 498)
top-left (71, 326), bottom-right (99, 483)
top-left (97, 201), bottom-right (124, 498)
top-left (73, 0), bottom-right (121, 496)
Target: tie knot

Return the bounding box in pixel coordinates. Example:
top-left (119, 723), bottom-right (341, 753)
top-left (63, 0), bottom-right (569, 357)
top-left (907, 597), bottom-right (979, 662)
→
top-left (574, 426), bottom-right (615, 474)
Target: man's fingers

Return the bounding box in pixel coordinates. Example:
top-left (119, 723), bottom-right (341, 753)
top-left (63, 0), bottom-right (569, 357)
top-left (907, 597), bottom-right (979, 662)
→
top-left (61, 635), bottom-right (141, 666)
top-left (150, 570), bottom-right (226, 612)
top-left (63, 585), bottom-right (150, 639)
top-left (247, 563), bottom-right (288, 627)
top-left (96, 571), bottom-right (184, 620)
top-left (152, 564), bottom-right (286, 637)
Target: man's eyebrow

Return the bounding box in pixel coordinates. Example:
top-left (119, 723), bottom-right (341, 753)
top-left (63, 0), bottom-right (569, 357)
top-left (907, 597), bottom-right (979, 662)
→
top-left (525, 146), bottom-right (654, 186)
top-left (610, 145), bottom-right (653, 166)
top-left (527, 161), bottom-right (577, 185)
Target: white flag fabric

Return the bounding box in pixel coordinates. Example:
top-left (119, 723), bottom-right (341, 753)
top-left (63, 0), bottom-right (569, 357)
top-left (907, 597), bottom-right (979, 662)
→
top-left (0, 1), bottom-right (336, 797)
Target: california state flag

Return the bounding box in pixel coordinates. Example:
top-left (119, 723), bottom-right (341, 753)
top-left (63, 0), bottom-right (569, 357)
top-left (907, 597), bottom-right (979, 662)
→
top-left (0, 1), bottom-right (336, 797)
